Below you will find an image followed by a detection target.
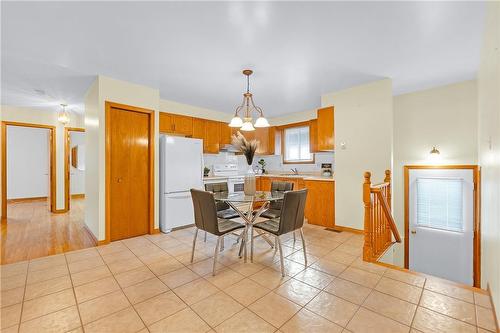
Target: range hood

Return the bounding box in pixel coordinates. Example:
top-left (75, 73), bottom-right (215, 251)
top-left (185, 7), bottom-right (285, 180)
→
top-left (218, 144), bottom-right (240, 153)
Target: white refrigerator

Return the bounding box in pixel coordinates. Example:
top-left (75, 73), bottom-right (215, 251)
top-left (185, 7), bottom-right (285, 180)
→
top-left (160, 135), bottom-right (204, 232)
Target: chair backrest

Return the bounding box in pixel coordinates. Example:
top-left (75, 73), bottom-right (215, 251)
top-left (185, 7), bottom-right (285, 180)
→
top-left (278, 189), bottom-right (308, 235)
top-left (269, 181), bottom-right (294, 210)
top-left (205, 182), bottom-right (230, 211)
top-left (190, 189), bottom-right (219, 234)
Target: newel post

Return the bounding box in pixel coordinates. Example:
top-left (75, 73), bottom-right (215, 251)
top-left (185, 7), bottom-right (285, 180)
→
top-left (363, 172), bottom-right (373, 262)
top-left (384, 170), bottom-right (392, 209)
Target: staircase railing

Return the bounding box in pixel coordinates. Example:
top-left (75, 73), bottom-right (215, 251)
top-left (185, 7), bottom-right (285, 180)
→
top-left (363, 170), bottom-right (401, 262)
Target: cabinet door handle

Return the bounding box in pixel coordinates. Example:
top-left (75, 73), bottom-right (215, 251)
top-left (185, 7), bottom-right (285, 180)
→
top-left (411, 230), bottom-right (416, 234)
top-left (117, 178), bottom-right (123, 183)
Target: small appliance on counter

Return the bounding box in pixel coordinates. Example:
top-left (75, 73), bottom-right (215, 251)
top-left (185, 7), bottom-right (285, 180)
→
top-left (321, 163), bottom-right (333, 177)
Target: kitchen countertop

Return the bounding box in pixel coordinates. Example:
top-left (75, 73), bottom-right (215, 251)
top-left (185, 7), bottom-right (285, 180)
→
top-left (203, 174), bottom-right (334, 182)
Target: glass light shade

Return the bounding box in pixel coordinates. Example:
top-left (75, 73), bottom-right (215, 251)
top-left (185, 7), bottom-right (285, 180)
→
top-left (254, 116), bottom-right (270, 128)
top-left (240, 121), bottom-right (255, 131)
top-left (229, 116), bottom-right (243, 127)
top-left (58, 111), bottom-right (70, 124)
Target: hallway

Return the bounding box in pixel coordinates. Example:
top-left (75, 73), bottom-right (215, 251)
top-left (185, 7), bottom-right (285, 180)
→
top-left (1, 198), bottom-right (95, 264)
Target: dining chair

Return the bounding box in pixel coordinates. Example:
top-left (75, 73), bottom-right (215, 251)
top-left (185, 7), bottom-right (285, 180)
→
top-left (252, 189), bottom-right (308, 276)
top-left (260, 181), bottom-right (294, 219)
top-left (190, 189), bottom-right (245, 275)
top-left (204, 182), bottom-right (239, 219)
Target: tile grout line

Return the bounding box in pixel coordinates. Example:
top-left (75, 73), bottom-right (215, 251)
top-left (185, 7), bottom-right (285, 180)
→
top-left (63, 251), bottom-right (85, 332)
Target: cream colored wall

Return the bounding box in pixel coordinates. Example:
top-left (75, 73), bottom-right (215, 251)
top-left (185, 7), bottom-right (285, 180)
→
top-left (0, 105), bottom-right (84, 215)
top-left (391, 80), bottom-right (478, 266)
top-left (478, 1), bottom-right (500, 319)
top-left (321, 79), bottom-right (393, 231)
top-left (160, 99), bottom-right (231, 122)
top-left (83, 80), bottom-right (100, 238)
top-left (84, 75), bottom-right (160, 241)
top-left (269, 109), bottom-right (317, 126)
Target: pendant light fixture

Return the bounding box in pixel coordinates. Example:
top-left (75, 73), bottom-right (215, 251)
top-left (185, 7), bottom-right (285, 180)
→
top-left (229, 69), bottom-right (270, 131)
top-left (58, 104), bottom-right (70, 125)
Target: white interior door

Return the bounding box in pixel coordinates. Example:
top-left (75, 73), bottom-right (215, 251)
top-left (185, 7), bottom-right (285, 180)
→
top-left (408, 168), bottom-right (474, 285)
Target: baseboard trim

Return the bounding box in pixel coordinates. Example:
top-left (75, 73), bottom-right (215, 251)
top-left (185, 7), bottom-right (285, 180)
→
top-left (53, 209), bottom-right (68, 214)
top-left (83, 224), bottom-right (98, 246)
top-left (7, 196), bottom-right (47, 203)
top-left (331, 225), bottom-right (364, 234)
top-left (487, 283), bottom-right (500, 332)
top-left (151, 228), bottom-right (161, 234)
top-left (71, 194), bottom-right (85, 199)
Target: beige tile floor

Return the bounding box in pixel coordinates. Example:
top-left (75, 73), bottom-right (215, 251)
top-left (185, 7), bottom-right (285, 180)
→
top-left (1, 223), bottom-right (497, 333)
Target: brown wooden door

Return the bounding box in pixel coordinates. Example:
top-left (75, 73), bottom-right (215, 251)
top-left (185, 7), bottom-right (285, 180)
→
top-left (109, 106), bottom-right (150, 241)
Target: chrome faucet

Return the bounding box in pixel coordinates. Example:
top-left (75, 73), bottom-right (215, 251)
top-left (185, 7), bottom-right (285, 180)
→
top-left (290, 168), bottom-right (299, 175)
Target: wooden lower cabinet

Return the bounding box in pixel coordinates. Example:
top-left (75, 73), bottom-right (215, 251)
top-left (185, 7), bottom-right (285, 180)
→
top-left (304, 180), bottom-right (335, 228)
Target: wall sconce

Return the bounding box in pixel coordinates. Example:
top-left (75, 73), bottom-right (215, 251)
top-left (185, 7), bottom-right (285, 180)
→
top-left (58, 104), bottom-right (70, 125)
top-left (429, 146), bottom-right (440, 155)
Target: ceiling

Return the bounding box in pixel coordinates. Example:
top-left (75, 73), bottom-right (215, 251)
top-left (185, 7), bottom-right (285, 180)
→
top-left (1, 2), bottom-right (485, 116)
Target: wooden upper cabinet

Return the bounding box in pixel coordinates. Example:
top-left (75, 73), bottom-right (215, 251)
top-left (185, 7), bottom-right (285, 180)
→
top-left (309, 119), bottom-right (318, 153)
top-left (317, 106), bottom-right (334, 151)
top-left (159, 112), bottom-right (193, 136)
top-left (204, 120), bottom-right (220, 153)
top-left (219, 122), bottom-right (232, 145)
top-left (159, 113), bottom-right (173, 133)
top-left (254, 126), bottom-right (276, 155)
top-left (172, 114), bottom-right (193, 136)
top-left (192, 117), bottom-right (205, 140)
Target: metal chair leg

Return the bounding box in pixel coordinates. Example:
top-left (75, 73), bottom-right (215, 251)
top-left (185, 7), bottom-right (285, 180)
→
top-left (250, 225), bottom-right (254, 262)
top-left (191, 228), bottom-right (199, 263)
top-left (220, 235), bottom-right (224, 252)
top-left (243, 227), bottom-right (248, 263)
top-left (213, 236), bottom-right (221, 276)
top-left (300, 228), bottom-right (308, 267)
top-left (293, 231), bottom-right (296, 243)
top-left (276, 236), bottom-right (285, 277)
top-left (204, 231), bottom-right (207, 242)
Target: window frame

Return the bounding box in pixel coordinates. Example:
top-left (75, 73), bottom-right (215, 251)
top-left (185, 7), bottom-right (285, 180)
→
top-left (280, 122), bottom-right (315, 164)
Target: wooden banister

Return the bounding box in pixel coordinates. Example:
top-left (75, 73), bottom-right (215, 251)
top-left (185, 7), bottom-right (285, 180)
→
top-left (363, 170), bottom-right (401, 262)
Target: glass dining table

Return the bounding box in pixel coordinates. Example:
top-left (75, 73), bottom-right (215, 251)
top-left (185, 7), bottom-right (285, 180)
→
top-left (213, 191), bottom-right (284, 262)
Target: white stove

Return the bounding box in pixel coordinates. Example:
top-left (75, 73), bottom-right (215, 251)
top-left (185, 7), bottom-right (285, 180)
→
top-left (212, 164), bottom-right (244, 193)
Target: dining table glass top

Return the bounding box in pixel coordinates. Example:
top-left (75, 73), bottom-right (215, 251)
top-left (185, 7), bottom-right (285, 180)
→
top-left (213, 191), bottom-right (284, 203)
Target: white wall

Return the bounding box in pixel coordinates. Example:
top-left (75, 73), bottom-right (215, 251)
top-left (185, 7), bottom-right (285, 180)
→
top-left (269, 109), bottom-right (317, 126)
top-left (321, 79), bottom-right (393, 231)
top-left (478, 1), bottom-right (500, 319)
top-left (69, 131), bottom-right (85, 195)
top-left (391, 80), bottom-right (478, 265)
top-left (0, 105), bottom-right (84, 214)
top-left (84, 75), bottom-right (160, 241)
top-left (7, 126), bottom-right (49, 199)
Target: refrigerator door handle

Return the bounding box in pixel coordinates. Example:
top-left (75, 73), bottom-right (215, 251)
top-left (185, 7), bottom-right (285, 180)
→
top-left (165, 190), bottom-right (190, 194)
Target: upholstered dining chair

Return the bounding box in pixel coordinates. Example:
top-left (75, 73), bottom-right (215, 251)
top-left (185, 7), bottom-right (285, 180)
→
top-left (260, 181), bottom-right (294, 219)
top-left (252, 189), bottom-right (308, 277)
top-left (190, 189), bottom-right (245, 275)
top-left (204, 182), bottom-right (239, 219)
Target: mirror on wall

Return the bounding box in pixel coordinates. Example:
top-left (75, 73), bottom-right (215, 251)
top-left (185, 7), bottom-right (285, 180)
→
top-left (71, 144), bottom-right (85, 170)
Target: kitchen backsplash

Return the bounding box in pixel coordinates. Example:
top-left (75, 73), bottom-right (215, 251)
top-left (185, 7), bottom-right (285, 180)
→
top-left (203, 152), bottom-right (334, 175)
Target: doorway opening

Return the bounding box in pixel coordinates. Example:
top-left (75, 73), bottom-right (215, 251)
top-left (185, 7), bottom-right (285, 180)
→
top-left (64, 127), bottom-right (85, 215)
top-left (404, 165), bottom-right (480, 287)
top-left (1, 122), bottom-right (56, 219)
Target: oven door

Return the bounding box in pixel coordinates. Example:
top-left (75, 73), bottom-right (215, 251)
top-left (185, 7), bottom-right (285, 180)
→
top-left (228, 177), bottom-right (245, 193)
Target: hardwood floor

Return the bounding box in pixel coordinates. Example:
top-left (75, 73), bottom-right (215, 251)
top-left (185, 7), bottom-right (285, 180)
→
top-left (1, 198), bottom-right (95, 264)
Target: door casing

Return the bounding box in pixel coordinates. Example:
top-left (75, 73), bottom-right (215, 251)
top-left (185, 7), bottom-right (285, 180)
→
top-left (104, 101), bottom-right (155, 244)
top-left (64, 127), bottom-right (85, 212)
top-left (1, 121), bottom-right (57, 218)
top-left (404, 165), bottom-right (480, 287)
